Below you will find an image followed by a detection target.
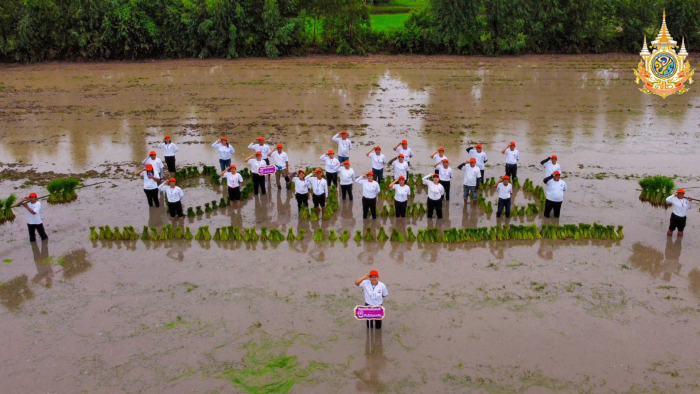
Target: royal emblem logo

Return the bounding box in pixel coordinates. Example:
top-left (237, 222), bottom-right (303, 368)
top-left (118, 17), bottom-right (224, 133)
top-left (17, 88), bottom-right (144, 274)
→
top-left (634, 12), bottom-right (694, 98)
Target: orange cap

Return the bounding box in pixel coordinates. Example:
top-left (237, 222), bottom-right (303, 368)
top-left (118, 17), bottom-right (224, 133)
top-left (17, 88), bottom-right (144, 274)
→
top-left (553, 171), bottom-right (561, 175)
top-left (438, 147), bottom-right (444, 151)
top-left (369, 270), bottom-right (379, 277)
top-left (503, 175), bottom-right (510, 179)
top-left (442, 159), bottom-right (449, 163)
top-left (146, 164), bottom-right (153, 170)
top-left (432, 173), bottom-right (440, 178)
top-left (401, 140), bottom-right (407, 144)
top-left (340, 130), bottom-right (348, 134)
top-left (315, 168), bottom-right (323, 173)
top-left (398, 176), bottom-right (406, 180)
top-left (230, 164), bottom-right (237, 169)
top-left (327, 149), bottom-right (334, 154)
top-left (469, 158), bottom-right (476, 163)
top-left (344, 161), bottom-right (350, 165)
top-left (298, 169), bottom-right (305, 174)
top-left (398, 153), bottom-right (405, 157)
top-left (258, 136), bottom-right (264, 141)
top-left (255, 151), bottom-right (262, 155)
top-left (678, 189), bottom-right (685, 193)
top-left (476, 144), bottom-right (482, 148)
top-left (149, 151), bottom-right (156, 155)
top-left (29, 192), bottom-right (37, 198)
top-left (509, 141), bottom-right (516, 146)
top-left (169, 177), bottom-right (176, 182)
top-left (551, 155), bottom-right (558, 159)
top-left (367, 172), bottom-right (374, 176)
top-left (164, 135), bottom-right (170, 139)
top-left (375, 146), bottom-right (381, 150)
top-left (221, 137), bottom-right (227, 141)
top-left (277, 144), bottom-right (283, 148)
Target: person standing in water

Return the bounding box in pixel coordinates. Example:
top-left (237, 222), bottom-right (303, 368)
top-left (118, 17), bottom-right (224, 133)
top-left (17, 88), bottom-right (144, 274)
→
top-left (393, 140), bottom-right (414, 165)
top-left (332, 131), bottom-right (353, 163)
top-left (221, 165), bottom-right (244, 207)
top-left (248, 136), bottom-right (272, 180)
top-left (540, 155), bottom-right (561, 177)
top-left (494, 175), bottom-right (513, 218)
top-left (388, 176), bottom-right (410, 219)
top-left (355, 270), bottom-right (388, 329)
top-left (320, 150), bottom-right (341, 188)
top-left (212, 137), bottom-right (235, 171)
top-left (308, 168), bottom-right (329, 219)
top-left (366, 146), bottom-right (387, 184)
top-left (244, 151), bottom-right (266, 196)
top-left (338, 161), bottom-right (356, 201)
top-left (434, 158), bottom-right (453, 202)
top-left (20, 193), bottom-right (48, 243)
top-left (501, 142), bottom-right (519, 180)
top-left (158, 177), bottom-right (185, 222)
top-left (430, 148), bottom-right (448, 174)
top-left (356, 172), bottom-right (381, 219)
top-left (391, 154), bottom-right (409, 179)
top-left (666, 189), bottom-right (692, 237)
top-left (423, 173), bottom-right (445, 219)
top-left (158, 135), bottom-right (179, 173)
top-left (141, 151), bottom-right (164, 184)
top-left (136, 164), bottom-right (161, 208)
top-left (270, 144), bottom-right (290, 190)
top-left (290, 170), bottom-right (311, 212)
top-left (465, 144), bottom-right (487, 188)
top-left (543, 171), bottom-right (567, 218)
top-left (457, 158), bottom-right (481, 204)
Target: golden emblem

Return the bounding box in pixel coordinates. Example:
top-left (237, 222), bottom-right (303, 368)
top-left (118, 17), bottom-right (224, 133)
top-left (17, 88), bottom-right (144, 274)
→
top-left (634, 11), bottom-right (694, 98)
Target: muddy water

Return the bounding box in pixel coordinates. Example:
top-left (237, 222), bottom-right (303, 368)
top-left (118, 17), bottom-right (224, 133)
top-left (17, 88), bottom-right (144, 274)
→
top-left (1, 55), bottom-right (700, 393)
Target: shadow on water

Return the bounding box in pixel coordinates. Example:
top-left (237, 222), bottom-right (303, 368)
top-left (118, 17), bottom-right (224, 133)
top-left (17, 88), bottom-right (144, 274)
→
top-left (628, 239), bottom-right (682, 281)
top-left (58, 248), bottom-right (93, 279)
top-left (355, 328), bottom-right (387, 393)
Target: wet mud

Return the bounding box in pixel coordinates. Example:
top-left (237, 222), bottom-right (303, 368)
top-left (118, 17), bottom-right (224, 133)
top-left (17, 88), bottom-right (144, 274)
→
top-left (1, 55), bottom-right (700, 393)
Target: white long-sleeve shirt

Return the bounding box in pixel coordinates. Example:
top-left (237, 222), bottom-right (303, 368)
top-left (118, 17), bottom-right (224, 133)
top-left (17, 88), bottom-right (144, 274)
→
top-left (158, 184), bottom-right (185, 202)
top-left (468, 149), bottom-right (488, 170)
top-left (433, 154), bottom-right (448, 164)
top-left (320, 154), bottom-right (341, 173)
top-left (504, 149), bottom-right (519, 165)
top-left (392, 160), bottom-right (409, 178)
top-left (308, 177), bottom-right (329, 197)
top-left (543, 161), bottom-right (561, 177)
top-left (247, 158), bottom-right (264, 174)
top-left (141, 157), bottom-right (164, 176)
top-left (212, 142), bottom-right (235, 160)
top-left (24, 201), bottom-right (43, 225)
top-left (544, 179), bottom-right (567, 202)
top-left (248, 143), bottom-right (271, 160)
top-left (332, 134), bottom-right (353, 157)
top-left (395, 146), bottom-right (414, 163)
top-left (356, 177), bottom-right (381, 199)
top-left (359, 279), bottom-right (388, 306)
top-left (270, 151), bottom-right (289, 168)
top-left (392, 184), bottom-right (411, 202)
top-left (461, 165), bottom-right (481, 186)
top-left (422, 175), bottom-right (445, 200)
top-left (496, 183), bottom-right (513, 199)
top-left (223, 172), bottom-right (244, 188)
top-left (666, 195), bottom-right (692, 217)
top-left (338, 168), bottom-right (356, 185)
top-left (291, 176), bottom-right (310, 194)
top-left (437, 166), bottom-right (453, 182)
top-left (158, 142), bottom-right (179, 157)
top-left (142, 171), bottom-right (159, 190)
top-left (368, 152), bottom-right (386, 170)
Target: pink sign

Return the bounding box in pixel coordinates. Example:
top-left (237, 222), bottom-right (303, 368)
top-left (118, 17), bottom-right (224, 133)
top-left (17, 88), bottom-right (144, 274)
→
top-left (258, 165), bottom-right (276, 175)
top-left (354, 305), bottom-right (385, 320)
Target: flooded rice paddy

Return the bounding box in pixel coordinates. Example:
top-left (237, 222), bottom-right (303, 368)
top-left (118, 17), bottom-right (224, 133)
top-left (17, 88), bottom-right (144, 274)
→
top-left (1, 54), bottom-right (700, 393)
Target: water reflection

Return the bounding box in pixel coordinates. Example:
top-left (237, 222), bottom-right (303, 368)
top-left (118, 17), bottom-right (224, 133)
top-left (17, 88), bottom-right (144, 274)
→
top-left (355, 328), bottom-right (387, 392)
top-left (31, 240), bottom-right (53, 288)
top-left (628, 239), bottom-right (682, 281)
top-left (59, 249), bottom-right (93, 279)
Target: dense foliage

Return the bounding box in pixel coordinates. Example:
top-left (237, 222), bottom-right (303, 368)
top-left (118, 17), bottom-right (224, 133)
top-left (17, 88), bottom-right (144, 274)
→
top-left (1, 0), bottom-right (698, 62)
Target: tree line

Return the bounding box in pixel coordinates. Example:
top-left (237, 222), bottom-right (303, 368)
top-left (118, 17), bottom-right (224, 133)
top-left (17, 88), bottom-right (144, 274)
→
top-left (1, 0), bottom-right (699, 63)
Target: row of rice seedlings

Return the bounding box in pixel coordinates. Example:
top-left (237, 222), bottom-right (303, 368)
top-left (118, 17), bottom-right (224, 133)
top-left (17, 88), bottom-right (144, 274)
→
top-left (46, 178), bottom-right (80, 204)
top-left (540, 223), bottom-right (623, 240)
top-left (532, 185), bottom-right (546, 201)
top-left (510, 203), bottom-right (541, 217)
top-left (476, 195), bottom-right (494, 213)
top-left (173, 166), bottom-right (200, 180)
top-left (638, 176), bottom-right (675, 207)
top-left (0, 194), bottom-right (17, 225)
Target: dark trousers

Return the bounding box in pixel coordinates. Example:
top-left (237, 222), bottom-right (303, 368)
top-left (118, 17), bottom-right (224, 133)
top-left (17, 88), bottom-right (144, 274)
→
top-left (497, 198), bottom-right (511, 218)
top-left (669, 213), bottom-right (687, 232)
top-left (219, 159), bottom-right (231, 172)
top-left (544, 199), bottom-right (563, 218)
top-left (252, 174), bottom-right (266, 195)
top-left (373, 168), bottom-right (384, 184)
top-left (362, 197), bottom-right (377, 219)
top-left (341, 184), bottom-right (354, 200)
top-left (477, 170), bottom-right (485, 189)
top-left (395, 200), bottom-right (408, 218)
top-left (427, 198), bottom-right (443, 219)
top-left (168, 201), bottom-right (184, 218)
top-left (164, 156), bottom-right (176, 172)
top-left (144, 188), bottom-right (159, 207)
top-left (365, 304), bottom-right (383, 328)
top-left (439, 180), bottom-right (451, 201)
top-left (505, 163), bottom-right (518, 179)
top-left (326, 172), bottom-right (338, 187)
top-left (295, 193), bottom-right (309, 212)
top-left (27, 223), bottom-right (48, 242)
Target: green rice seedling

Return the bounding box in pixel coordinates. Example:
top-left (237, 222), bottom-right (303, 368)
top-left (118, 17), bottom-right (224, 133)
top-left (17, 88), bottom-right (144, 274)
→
top-left (273, 229), bottom-right (286, 242)
top-left (119, 226), bottom-right (130, 240)
top-left (417, 230), bottom-right (425, 242)
top-left (141, 226), bottom-right (151, 241)
top-left (309, 209), bottom-right (318, 221)
top-left (364, 227), bottom-right (375, 242)
top-left (230, 226), bottom-right (241, 241)
top-left (388, 204), bottom-right (396, 217)
top-left (89, 226), bottom-right (98, 240)
top-left (340, 229), bottom-right (350, 242)
top-left (354, 230), bottom-right (362, 242)
top-left (203, 226), bottom-right (212, 241)
top-left (405, 204), bottom-right (414, 217)
top-left (104, 225), bottom-right (114, 240)
top-left (205, 203), bottom-right (212, 213)
top-left (242, 228), bottom-right (251, 242)
top-left (248, 228), bottom-right (259, 242)
top-left (174, 226), bottom-right (184, 239)
top-left (296, 229), bottom-right (306, 241)
top-left (196, 206), bottom-right (204, 215)
top-left (46, 178), bottom-right (80, 203)
top-left (300, 204), bottom-right (310, 220)
top-left (313, 228), bottom-right (324, 242)
top-left (194, 227), bottom-right (204, 241)
top-left (477, 194), bottom-right (486, 209)
top-left (1, 194), bottom-right (17, 223)
top-left (406, 227), bottom-right (416, 242)
top-left (377, 227), bottom-right (389, 242)
top-left (380, 205), bottom-right (390, 217)
top-left (113, 227), bottom-right (122, 240)
top-left (390, 228), bottom-right (406, 242)
top-left (418, 203), bottom-right (426, 215)
top-left (328, 229), bottom-right (338, 241)
top-left (322, 209), bottom-right (333, 220)
top-left (219, 198), bottom-right (227, 208)
top-left (184, 227), bottom-right (193, 240)
top-left (525, 204), bottom-right (533, 216)
top-left (485, 201), bottom-right (493, 213)
top-left (617, 225), bottom-right (624, 239)
top-left (213, 228), bottom-right (222, 241)
top-left (187, 207), bottom-right (195, 218)
top-left (128, 226), bottom-right (139, 240)
top-left (518, 206), bottom-right (526, 217)
top-left (260, 227), bottom-right (268, 242)
top-left (287, 228), bottom-right (296, 241)
top-left (607, 225), bottom-right (619, 240)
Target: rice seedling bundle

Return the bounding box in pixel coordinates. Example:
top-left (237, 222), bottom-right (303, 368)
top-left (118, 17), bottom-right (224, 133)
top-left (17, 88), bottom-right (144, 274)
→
top-left (443, 228), bottom-right (460, 243)
top-left (488, 177), bottom-right (496, 188)
top-left (187, 207), bottom-right (195, 218)
top-left (380, 205), bottom-right (390, 217)
top-left (388, 204), bottom-right (396, 217)
top-left (485, 201), bottom-right (493, 213)
top-left (313, 228), bottom-right (324, 242)
top-left (406, 227), bottom-right (416, 242)
top-left (46, 178), bottom-right (80, 204)
top-left (390, 228), bottom-right (406, 242)
top-left (309, 209), bottom-right (318, 221)
top-left (248, 228), bottom-right (259, 242)
top-left (184, 227), bottom-right (194, 239)
top-left (417, 229), bottom-right (425, 242)
top-left (405, 204), bottom-right (414, 217)
top-left (296, 229), bottom-right (306, 241)
top-left (239, 168), bottom-right (251, 179)
top-left (104, 225), bottom-right (114, 240)
top-left (322, 209), bottom-right (333, 220)
top-left (196, 206), bottom-right (204, 215)
top-left (638, 176), bottom-right (675, 207)
top-left (231, 226), bottom-right (243, 241)
top-left (150, 226), bottom-right (159, 239)
top-left (269, 228), bottom-right (285, 242)
top-left (340, 229), bottom-right (350, 242)
top-left (0, 194), bottom-right (17, 224)
top-left (260, 227), bottom-right (268, 242)
top-left (287, 228), bottom-right (296, 241)
top-left (477, 195), bottom-right (486, 209)
top-left (113, 227), bottom-right (123, 240)
top-left (213, 228), bottom-right (222, 240)
top-left (377, 227), bottom-right (389, 242)
top-left (210, 171), bottom-right (221, 185)
top-left (364, 227), bottom-right (375, 242)
top-left (412, 203), bottom-right (422, 218)
top-left (89, 226), bottom-right (99, 240)
top-left (328, 230), bottom-right (338, 241)
top-left (174, 226), bottom-right (185, 239)
top-left (354, 230), bottom-right (363, 242)
top-left (300, 204), bottom-right (310, 220)
top-left (205, 203), bottom-right (212, 213)
top-left (617, 226), bottom-right (624, 239)
top-left (418, 203), bottom-right (426, 215)
top-left (141, 226), bottom-right (151, 241)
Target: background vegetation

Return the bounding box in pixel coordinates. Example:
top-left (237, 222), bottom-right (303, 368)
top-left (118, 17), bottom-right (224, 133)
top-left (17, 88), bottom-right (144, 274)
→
top-left (1, 0), bottom-right (699, 62)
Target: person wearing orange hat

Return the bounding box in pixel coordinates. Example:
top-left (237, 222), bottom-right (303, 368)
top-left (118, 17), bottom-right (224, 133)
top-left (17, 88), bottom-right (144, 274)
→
top-left (430, 148), bottom-right (448, 174)
top-left (355, 270), bottom-right (388, 329)
top-left (270, 144), bottom-right (290, 190)
top-left (666, 189), bottom-right (692, 236)
top-left (290, 169), bottom-right (311, 212)
top-left (320, 149), bottom-right (341, 187)
top-left (501, 142), bottom-right (519, 180)
top-left (244, 151), bottom-right (266, 195)
top-left (212, 137), bottom-right (235, 171)
top-left (248, 137), bottom-right (272, 179)
top-left (434, 158), bottom-right (454, 201)
top-left (308, 168), bottom-right (329, 218)
top-left (390, 153), bottom-right (409, 179)
top-left (494, 175), bottom-right (513, 218)
top-left (542, 171), bottom-right (567, 218)
top-left (466, 144), bottom-right (488, 188)
top-left (19, 192), bottom-right (48, 242)
top-left (158, 177), bottom-right (185, 220)
top-left (366, 146), bottom-right (387, 184)
top-left (540, 155), bottom-right (561, 177)
top-left (393, 140), bottom-right (414, 164)
top-left (136, 164), bottom-right (161, 207)
top-left (422, 173), bottom-right (446, 219)
top-left (332, 131), bottom-right (353, 163)
top-left (158, 135), bottom-right (179, 173)
top-left (338, 161), bottom-right (356, 201)
top-left (221, 165), bottom-right (244, 207)
top-left (388, 176), bottom-right (411, 218)
top-left (457, 158), bottom-right (482, 204)
top-left (356, 172), bottom-right (381, 219)
top-left (141, 151), bottom-right (164, 184)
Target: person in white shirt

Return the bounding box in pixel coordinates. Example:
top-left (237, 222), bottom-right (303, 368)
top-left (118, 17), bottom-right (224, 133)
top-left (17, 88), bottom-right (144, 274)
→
top-left (158, 135), bottom-right (179, 173)
top-left (20, 192), bottom-right (48, 242)
top-left (290, 170), bottom-right (311, 212)
top-left (501, 141), bottom-right (519, 180)
top-left (221, 165), bottom-right (245, 207)
top-left (270, 144), bottom-right (290, 190)
top-left (494, 175), bottom-right (514, 218)
top-left (457, 158), bottom-right (481, 204)
top-left (391, 154), bottom-right (409, 179)
top-left (423, 174), bottom-right (446, 219)
top-left (212, 137), bottom-right (235, 171)
top-left (136, 164), bottom-right (161, 208)
top-left (433, 159), bottom-right (453, 201)
top-left (158, 177), bottom-right (185, 221)
top-left (332, 131), bottom-right (353, 163)
top-left (308, 169), bottom-right (329, 218)
top-left (320, 150), bottom-right (341, 187)
top-left (244, 151), bottom-right (267, 196)
top-left (430, 148), bottom-right (448, 174)
top-left (666, 189), bottom-right (692, 237)
top-left (356, 172), bottom-right (381, 219)
top-left (141, 151), bottom-right (164, 184)
top-left (338, 161), bottom-right (356, 201)
top-left (543, 171), bottom-right (567, 218)
top-left (465, 144), bottom-right (488, 188)
top-left (393, 140), bottom-right (415, 164)
top-left (366, 146), bottom-right (387, 184)
top-left (540, 155), bottom-right (561, 177)
top-left (389, 176), bottom-right (411, 218)
top-left (355, 270), bottom-right (388, 329)
top-left (248, 136), bottom-right (272, 179)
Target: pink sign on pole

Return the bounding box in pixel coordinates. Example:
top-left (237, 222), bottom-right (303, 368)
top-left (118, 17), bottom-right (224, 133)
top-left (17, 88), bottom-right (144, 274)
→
top-left (258, 165), bottom-right (276, 175)
top-left (354, 305), bottom-right (385, 320)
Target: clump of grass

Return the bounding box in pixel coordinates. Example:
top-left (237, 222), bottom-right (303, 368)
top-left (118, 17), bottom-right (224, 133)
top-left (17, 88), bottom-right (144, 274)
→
top-left (46, 178), bottom-right (80, 204)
